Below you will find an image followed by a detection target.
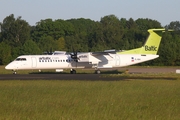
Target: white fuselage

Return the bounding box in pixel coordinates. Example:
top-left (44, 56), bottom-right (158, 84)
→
top-left (5, 53), bottom-right (159, 71)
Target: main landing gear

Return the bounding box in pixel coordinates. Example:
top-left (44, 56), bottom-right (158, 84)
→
top-left (70, 69), bottom-right (76, 74)
top-left (70, 69), bottom-right (101, 74)
top-left (93, 64), bottom-right (101, 74)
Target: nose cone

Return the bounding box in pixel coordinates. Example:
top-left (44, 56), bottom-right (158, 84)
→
top-left (5, 64), bottom-right (12, 70)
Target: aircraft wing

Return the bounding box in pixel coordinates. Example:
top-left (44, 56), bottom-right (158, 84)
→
top-left (91, 50), bottom-right (116, 56)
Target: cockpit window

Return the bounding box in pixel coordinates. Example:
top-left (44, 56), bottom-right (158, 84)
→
top-left (15, 58), bottom-right (27, 61)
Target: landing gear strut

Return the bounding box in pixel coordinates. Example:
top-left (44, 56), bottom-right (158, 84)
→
top-left (70, 69), bottom-right (76, 74)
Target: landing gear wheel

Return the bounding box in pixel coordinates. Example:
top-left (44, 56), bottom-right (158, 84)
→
top-left (70, 69), bottom-right (76, 74)
top-left (13, 71), bottom-right (17, 74)
top-left (95, 70), bottom-right (101, 74)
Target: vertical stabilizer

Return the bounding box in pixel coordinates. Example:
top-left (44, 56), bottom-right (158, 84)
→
top-left (118, 29), bottom-right (172, 55)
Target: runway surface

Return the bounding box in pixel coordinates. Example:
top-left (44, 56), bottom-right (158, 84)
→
top-left (0, 67), bottom-right (179, 80)
top-left (0, 74), bottom-right (103, 80)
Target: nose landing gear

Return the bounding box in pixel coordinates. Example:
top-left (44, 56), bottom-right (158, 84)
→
top-left (13, 70), bottom-right (17, 74)
top-left (95, 69), bottom-right (101, 74)
top-left (70, 69), bottom-right (76, 74)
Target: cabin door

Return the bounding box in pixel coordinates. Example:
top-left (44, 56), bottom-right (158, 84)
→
top-left (31, 57), bottom-right (37, 68)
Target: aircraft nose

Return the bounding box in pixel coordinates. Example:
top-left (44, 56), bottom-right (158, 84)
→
top-left (5, 64), bottom-right (12, 70)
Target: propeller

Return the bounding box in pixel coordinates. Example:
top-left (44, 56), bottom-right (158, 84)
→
top-left (45, 48), bottom-right (53, 55)
top-left (70, 48), bottom-right (79, 62)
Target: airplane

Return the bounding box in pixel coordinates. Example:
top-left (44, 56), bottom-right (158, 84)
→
top-left (5, 28), bottom-right (172, 74)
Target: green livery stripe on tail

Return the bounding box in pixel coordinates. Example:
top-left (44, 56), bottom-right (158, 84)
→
top-left (118, 28), bottom-right (172, 55)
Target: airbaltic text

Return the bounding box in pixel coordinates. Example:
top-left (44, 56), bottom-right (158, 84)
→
top-left (145, 45), bottom-right (157, 51)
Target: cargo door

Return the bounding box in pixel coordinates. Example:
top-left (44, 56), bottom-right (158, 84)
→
top-left (115, 55), bottom-right (120, 66)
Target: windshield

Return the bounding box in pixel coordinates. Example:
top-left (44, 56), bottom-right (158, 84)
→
top-left (15, 58), bottom-right (27, 61)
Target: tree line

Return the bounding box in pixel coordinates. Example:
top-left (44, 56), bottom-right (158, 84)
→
top-left (0, 14), bottom-right (180, 66)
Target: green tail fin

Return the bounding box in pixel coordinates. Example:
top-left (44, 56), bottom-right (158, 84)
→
top-left (118, 28), bottom-right (172, 55)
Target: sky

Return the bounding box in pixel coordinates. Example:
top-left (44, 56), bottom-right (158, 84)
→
top-left (0, 0), bottom-right (179, 26)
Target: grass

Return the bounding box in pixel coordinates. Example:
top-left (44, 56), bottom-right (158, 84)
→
top-left (1, 65), bottom-right (180, 119)
top-left (103, 72), bottom-right (180, 80)
top-left (0, 80), bottom-right (180, 120)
